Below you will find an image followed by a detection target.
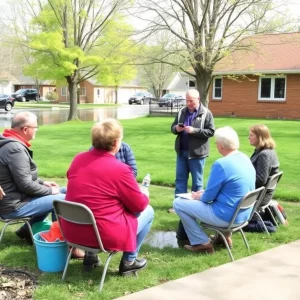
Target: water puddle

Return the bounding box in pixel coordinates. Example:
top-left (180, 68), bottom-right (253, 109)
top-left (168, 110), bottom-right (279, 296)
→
top-left (144, 231), bottom-right (179, 249)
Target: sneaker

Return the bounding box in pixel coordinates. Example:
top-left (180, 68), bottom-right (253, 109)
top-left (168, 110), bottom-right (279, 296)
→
top-left (15, 226), bottom-right (33, 245)
top-left (119, 258), bottom-right (147, 276)
top-left (83, 252), bottom-right (100, 271)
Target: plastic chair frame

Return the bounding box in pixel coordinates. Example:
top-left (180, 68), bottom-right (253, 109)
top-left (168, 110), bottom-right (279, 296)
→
top-left (0, 217), bottom-right (34, 244)
top-left (53, 199), bottom-right (118, 293)
top-left (253, 171), bottom-right (283, 234)
top-left (202, 186), bottom-right (265, 262)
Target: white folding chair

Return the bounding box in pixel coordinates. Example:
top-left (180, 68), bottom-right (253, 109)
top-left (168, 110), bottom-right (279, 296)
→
top-left (202, 186), bottom-right (265, 262)
top-left (53, 200), bottom-right (118, 293)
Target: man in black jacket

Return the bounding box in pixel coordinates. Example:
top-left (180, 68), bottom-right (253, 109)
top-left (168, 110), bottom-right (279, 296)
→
top-left (0, 111), bottom-right (65, 244)
top-left (169, 90), bottom-right (215, 213)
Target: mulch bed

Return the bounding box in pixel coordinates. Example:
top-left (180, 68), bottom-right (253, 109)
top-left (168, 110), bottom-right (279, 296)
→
top-left (0, 266), bottom-right (36, 300)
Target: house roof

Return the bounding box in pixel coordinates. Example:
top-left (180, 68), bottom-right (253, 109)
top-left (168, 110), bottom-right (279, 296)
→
top-left (213, 32), bottom-right (300, 75)
top-left (13, 74), bottom-right (55, 85)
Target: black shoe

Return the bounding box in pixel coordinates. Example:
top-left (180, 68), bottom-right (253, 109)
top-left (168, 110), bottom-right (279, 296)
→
top-left (15, 226), bottom-right (33, 245)
top-left (83, 252), bottom-right (100, 272)
top-left (119, 258), bottom-right (147, 276)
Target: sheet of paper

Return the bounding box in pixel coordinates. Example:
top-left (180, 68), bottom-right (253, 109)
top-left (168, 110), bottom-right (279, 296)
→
top-left (175, 193), bottom-right (193, 200)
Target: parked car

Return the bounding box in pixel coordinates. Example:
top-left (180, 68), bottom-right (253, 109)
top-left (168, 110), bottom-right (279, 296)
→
top-left (0, 94), bottom-right (15, 111)
top-left (11, 89), bottom-right (39, 102)
top-left (158, 93), bottom-right (185, 107)
top-left (128, 92), bottom-right (154, 105)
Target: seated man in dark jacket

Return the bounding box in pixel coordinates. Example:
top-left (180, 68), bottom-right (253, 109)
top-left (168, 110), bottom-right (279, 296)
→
top-left (0, 111), bottom-right (65, 244)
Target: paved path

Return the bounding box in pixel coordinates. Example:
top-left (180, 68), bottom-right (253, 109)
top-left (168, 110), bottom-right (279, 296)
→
top-left (115, 240), bottom-right (300, 300)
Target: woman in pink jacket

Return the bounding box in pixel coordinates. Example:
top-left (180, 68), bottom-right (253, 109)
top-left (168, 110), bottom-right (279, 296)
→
top-left (61, 118), bottom-right (154, 276)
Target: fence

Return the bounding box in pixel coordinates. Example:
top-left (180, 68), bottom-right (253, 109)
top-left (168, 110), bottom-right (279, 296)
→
top-left (148, 98), bottom-right (183, 116)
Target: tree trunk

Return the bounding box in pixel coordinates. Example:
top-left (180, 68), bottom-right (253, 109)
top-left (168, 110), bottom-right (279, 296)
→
top-left (67, 78), bottom-right (78, 120)
top-left (115, 86), bottom-right (118, 104)
top-left (195, 69), bottom-right (212, 108)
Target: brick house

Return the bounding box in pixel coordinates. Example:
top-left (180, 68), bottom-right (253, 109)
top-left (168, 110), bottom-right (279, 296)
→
top-left (209, 32), bottom-right (300, 119)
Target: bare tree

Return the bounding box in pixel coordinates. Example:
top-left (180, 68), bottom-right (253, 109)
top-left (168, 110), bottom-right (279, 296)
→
top-left (133, 0), bottom-right (294, 106)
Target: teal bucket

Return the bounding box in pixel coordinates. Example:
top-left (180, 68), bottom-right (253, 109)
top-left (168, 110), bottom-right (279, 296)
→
top-left (33, 231), bottom-right (68, 273)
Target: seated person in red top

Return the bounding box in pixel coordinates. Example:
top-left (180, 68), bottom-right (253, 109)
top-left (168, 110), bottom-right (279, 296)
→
top-left (61, 118), bottom-right (154, 275)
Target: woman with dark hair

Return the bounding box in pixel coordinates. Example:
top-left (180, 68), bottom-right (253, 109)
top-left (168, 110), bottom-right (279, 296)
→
top-left (62, 118), bottom-right (154, 275)
top-left (248, 124), bottom-right (280, 207)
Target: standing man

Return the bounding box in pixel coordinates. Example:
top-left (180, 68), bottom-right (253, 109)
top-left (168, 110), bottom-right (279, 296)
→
top-left (0, 111), bottom-right (66, 245)
top-left (169, 89), bottom-right (215, 213)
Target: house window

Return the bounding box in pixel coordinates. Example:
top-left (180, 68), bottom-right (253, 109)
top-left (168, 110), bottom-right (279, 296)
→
top-left (81, 87), bottom-right (86, 96)
top-left (259, 76), bottom-right (286, 101)
top-left (213, 77), bottom-right (222, 99)
top-left (61, 86), bottom-right (67, 96)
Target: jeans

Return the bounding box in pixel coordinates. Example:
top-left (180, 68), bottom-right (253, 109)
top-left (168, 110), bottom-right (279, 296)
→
top-left (0, 193), bottom-right (66, 229)
top-left (122, 205), bottom-right (154, 262)
top-left (173, 198), bottom-right (229, 245)
top-left (175, 150), bottom-right (206, 196)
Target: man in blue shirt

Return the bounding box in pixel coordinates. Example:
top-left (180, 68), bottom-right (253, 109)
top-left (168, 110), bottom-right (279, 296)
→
top-left (116, 142), bottom-right (137, 178)
top-left (173, 126), bottom-right (255, 253)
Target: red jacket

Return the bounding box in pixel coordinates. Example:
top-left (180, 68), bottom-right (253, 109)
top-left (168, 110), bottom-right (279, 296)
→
top-left (61, 149), bottom-right (149, 251)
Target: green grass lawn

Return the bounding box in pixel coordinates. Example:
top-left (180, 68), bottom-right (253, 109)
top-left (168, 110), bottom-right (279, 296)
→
top-left (0, 116), bottom-right (300, 299)
top-left (2, 116), bottom-right (297, 201)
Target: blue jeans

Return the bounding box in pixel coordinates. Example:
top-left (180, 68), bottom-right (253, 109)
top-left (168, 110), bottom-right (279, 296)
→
top-left (0, 193), bottom-right (66, 228)
top-left (175, 150), bottom-right (206, 195)
top-left (122, 205), bottom-right (154, 262)
top-left (173, 198), bottom-right (229, 245)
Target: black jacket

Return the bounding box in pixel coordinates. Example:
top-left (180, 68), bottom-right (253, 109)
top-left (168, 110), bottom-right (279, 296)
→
top-left (171, 105), bottom-right (215, 158)
top-left (0, 136), bottom-right (51, 214)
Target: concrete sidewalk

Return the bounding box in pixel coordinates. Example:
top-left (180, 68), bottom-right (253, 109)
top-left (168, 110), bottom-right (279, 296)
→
top-left (115, 240), bottom-right (300, 300)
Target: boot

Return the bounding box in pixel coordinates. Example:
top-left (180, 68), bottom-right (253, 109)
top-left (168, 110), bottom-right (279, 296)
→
top-left (15, 225), bottom-right (33, 245)
top-left (119, 258), bottom-right (147, 276)
top-left (83, 252), bottom-right (100, 271)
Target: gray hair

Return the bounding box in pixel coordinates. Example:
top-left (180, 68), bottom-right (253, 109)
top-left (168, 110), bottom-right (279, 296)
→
top-left (215, 126), bottom-right (240, 150)
top-left (11, 111), bottom-right (37, 128)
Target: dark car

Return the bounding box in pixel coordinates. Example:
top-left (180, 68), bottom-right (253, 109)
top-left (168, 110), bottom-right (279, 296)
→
top-left (128, 92), bottom-right (154, 105)
top-left (158, 93), bottom-right (185, 107)
top-left (11, 88), bottom-right (39, 102)
top-left (0, 94), bottom-right (15, 111)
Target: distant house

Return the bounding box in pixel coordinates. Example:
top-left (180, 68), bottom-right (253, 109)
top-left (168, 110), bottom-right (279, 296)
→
top-left (56, 78), bottom-right (147, 104)
top-left (0, 72), bottom-right (56, 98)
top-left (209, 32), bottom-right (300, 119)
top-left (162, 72), bottom-right (196, 97)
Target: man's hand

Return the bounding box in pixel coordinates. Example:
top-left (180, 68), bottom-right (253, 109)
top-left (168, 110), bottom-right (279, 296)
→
top-left (44, 181), bottom-right (59, 187)
top-left (184, 126), bottom-right (195, 134)
top-left (176, 125), bottom-right (185, 132)
top-left (191, 190), bottom-right (204, 200)
top-left (0, 186), bottom-right (6, 200)
top-left (51, 186), bottom-right (60, 195)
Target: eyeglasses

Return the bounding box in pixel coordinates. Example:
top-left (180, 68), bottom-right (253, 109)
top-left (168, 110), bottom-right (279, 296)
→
top-left (22, 125), bottom-right (39, 129)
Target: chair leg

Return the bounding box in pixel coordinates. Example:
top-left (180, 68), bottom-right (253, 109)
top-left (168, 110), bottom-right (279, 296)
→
top-left (0, 222), bottom-right (11, 244)
top-left (266, 207), bottom-right (279, 227)
top-left (239, 229), bottom-right (250, 251)
top-left (98, 252), bottom-right (116, 293)
top-left (213, 230), bottom-right (234, 262)
top-left (62, 246), bottom-right (73, 281)
top-left (254, 212), bottom-right (270, 236)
